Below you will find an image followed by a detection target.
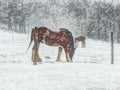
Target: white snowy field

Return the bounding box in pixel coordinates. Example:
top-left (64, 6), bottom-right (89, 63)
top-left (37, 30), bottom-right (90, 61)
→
top-left (0, 30), bottom-right (120, 90)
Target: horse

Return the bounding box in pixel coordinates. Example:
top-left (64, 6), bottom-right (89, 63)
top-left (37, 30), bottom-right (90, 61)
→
top-left (27, 26), bottom-right (75, 64)
top-left (75, 36), bottom-right (86, 48)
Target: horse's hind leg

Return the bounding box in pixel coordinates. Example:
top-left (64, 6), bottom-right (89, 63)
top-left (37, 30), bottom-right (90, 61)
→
top-left (65, 50), bottom-right (72, 62)
top-left (56, 47), bottom-right (63, 62)
top-left (82, 41), bottom-right (86, 48)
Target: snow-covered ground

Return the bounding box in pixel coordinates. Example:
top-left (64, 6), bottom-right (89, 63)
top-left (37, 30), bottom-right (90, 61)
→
top-left (0, 30), bottom-right (120, 90)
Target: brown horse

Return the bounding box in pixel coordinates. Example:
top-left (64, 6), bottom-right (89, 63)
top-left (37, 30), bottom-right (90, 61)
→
top-left (75, 36), bottom-right (86, 48)
top-left (27, 26), bottom-right (75, 64)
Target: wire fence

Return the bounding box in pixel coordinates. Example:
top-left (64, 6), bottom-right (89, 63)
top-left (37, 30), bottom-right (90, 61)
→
top-left (0, 33), bottom-right (120, 64)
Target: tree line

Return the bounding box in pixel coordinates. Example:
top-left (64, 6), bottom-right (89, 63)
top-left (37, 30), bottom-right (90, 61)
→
top-left (0, 0), bottom-right (120, 42)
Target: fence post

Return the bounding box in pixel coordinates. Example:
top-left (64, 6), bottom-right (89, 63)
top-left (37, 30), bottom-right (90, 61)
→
top-left (111, 32), bottom-right (114, 64)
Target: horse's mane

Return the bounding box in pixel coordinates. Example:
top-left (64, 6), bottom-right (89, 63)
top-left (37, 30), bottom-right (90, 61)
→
top-left (38, 26), bottom-right (48, 30)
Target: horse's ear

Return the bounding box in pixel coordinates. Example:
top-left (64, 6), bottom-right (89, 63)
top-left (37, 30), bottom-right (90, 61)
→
top-left (32, 28), bottom-right (34, 31)
top-left (46, 30), bottom-right (49, 35)
top-left (35, 26), bottom-right (37, 30)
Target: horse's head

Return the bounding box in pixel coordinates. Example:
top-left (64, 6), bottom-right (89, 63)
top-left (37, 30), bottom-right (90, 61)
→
top-left (74, 36), bottom-right (86, 48)
top-left (26, 27), bottom-right (39, 52)
top-left (33, 26), bottom-right (50, 42)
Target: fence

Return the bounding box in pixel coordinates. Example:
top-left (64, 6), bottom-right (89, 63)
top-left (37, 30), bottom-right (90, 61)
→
top-left (0, 32), bottom-right (119, 64)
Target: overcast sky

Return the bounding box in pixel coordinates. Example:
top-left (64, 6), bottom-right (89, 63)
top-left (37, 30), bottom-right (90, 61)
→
top-left (92, 0), bottom-right (120, 4)
top-left (1, 0), bottom-right (119, 4)
top-left (22, 0), bottom-right (120, 5)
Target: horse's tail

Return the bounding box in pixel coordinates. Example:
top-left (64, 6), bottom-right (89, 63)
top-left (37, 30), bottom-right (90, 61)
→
top-left (26, 30), bottom-right (34, 53)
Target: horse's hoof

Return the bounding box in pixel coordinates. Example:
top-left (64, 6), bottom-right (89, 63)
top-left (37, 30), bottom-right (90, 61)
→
top-left (38, 62), bottom-right (42, 64)
top-left (56, 59), bottom-right (61, 62)
top-left (37, 59), bottom-right (42, 62)
top-left (68, 60), bottom-right (73, 62)
top-left (33, 62), bottom-right (37, 65)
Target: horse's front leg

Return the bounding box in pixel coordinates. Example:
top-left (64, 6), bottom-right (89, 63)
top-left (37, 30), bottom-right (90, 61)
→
top-left (82, 40), bottom-right (86, 48)
top-left (56, 47), bottom-right (63, 62)
top-left (32, 41), bottom-right (42, 65)
top-left (32, 43), bottom-right (37, 65)
top-left (36, 41), bottom-right (42, 62)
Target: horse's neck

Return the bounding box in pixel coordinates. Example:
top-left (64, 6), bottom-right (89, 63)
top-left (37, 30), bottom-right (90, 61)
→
top-left (74, 40), bottom-right (78, 49)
